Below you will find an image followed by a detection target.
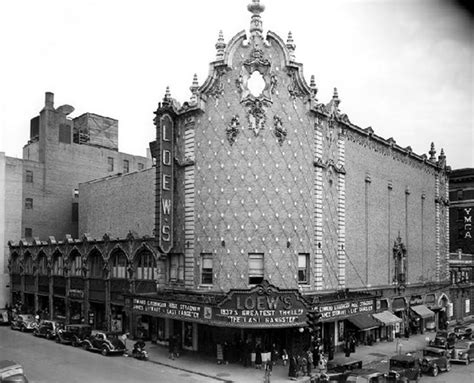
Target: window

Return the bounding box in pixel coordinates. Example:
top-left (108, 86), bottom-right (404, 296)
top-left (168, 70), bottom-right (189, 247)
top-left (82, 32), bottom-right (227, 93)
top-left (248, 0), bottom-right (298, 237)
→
top-left (88, 254), bottom-right (104, 278)
top-left (58, 124), bottom-right (71, 144)
top-left (248, 253), bottom-right (264, 285)
top-left (298, 253), bottom-right (309, 284)
top-left (25, 170), bottom-right (33, 183)
top-left (135, 251), bottom-right (156, 280)
top-left (107, 157), bottom-right (114, 172)
top-left (169, 254), bottom-right (184, 283)
top-left (24, 228), bottom-right (32, 238)
top-left (110, 252), bottom-right (127, 278)
top-left (457, 190), bottom-right (464, 201)
top-left (70, 254), bottom-right (82, 277)
top-left (72, 202), bottom-right (78, 222)
top-left (137, 163), bottom-right (144, 171)
top-left (38, 255), bottom-right (47, 275)
top-left (25, 198), bottom-right (33, 209)
top-left (201, 253), bottom-right (213, 285)
top-left (24, 254), bottom-right (33, 274)
top-left (52, 254), bottom-right (63, 276)
top-left (11, 255), bottom-right (21, 274)
top-left (73, 188), bottom-right (79, 198)
top-left (123, 159), bottom-right (129, 173)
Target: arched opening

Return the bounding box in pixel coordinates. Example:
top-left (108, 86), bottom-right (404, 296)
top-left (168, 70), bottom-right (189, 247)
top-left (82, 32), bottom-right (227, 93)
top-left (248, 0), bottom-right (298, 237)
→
top-left (110, 250), bottom-right (127, 279)
top-left (134, 249), bottom-right (156, 281)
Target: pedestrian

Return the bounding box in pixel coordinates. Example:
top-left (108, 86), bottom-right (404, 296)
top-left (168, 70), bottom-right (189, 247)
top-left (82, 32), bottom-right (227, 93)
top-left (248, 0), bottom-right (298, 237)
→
top-left (306, 349), bottom-right (313, 376)
top-left (270, 343), bottom-right (279, 366)
top-left (174, 334), bottom-right (180, 358)
top-left (242, 339), bottom-right (251, 367)
top-left (264, 361), bottom-right (272, 383)
top-left (350, 335), bottom-right (356, 353)
top-left (328, 336), bottom-right (334, 361)
top-left (288, 355), bottom-right (297, 379)
top-left (168, 335), bottom-right (175, 360)
top-left (344, 338), bottom-right (351, 357)
top-left (120, 332), bottom-right (130, 356)
top-left (281, 348), bottom-right (289, 366)
top-left (222, 341), bottom-right (229, 364)
top-left (255, 343), bottom-right (263, 369)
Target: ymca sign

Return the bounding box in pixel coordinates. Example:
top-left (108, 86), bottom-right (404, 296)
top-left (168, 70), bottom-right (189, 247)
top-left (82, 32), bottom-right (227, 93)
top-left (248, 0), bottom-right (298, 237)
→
top-left (159, 114), bottom-right (174, 253)
top-left (462, 207), bottom-right (472, 239)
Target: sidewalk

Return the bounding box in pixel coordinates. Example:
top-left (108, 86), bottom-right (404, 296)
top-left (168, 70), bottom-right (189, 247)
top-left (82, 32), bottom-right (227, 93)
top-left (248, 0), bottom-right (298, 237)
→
top-left (140, 320), bottom-right (474, 383)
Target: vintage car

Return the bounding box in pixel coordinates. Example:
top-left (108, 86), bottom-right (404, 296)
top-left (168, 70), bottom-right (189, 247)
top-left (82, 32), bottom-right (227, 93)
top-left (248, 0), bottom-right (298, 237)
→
top-left (453, 326), bottom-right (473, 340)
top-left (326, 356), bottom-right (363, 373)
top-left (81, 331), bottom-right (126, 356)
top-left (420, 347), bottom-right (451, 376)
top-left (56, 324), bottom-right (92, 346)
top-left (0, 360), bottom-right (28, 382)
top-left (10, 315), bottom-right (37, 332)
top-left (33, 320), bottom-right (64, 339)
top-left (388, 355), bottom-right (421, 382)
top-left (450, 340), bottom-right (474, 365)
top-left (428, 330), bottom-right (456, 349)
top-left (345, 368), bottom-right (388, 383)
top-left (0, 309), bottom-right (11, 325)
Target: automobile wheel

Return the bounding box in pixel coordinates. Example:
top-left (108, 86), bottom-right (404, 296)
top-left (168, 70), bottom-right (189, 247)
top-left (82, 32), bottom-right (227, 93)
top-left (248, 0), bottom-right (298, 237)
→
top-left (72, 340), bottom-right (78, 347)
top-left (466, 356), bottom-right (470, 365)
top-left (446, 362), bottom-right (451, 372)
top-left (55, 336), bottom-right (60, 343)
top-left (432, 366), bottom-right (439, 377)
top-left (82, 342), bottom-right (90, 351)
top-left (33, 330), bottom-right (38, 336)
top-left (20, 326), bottom-right (25, 332)
top-left (101, 347), bottom-right (109, 356)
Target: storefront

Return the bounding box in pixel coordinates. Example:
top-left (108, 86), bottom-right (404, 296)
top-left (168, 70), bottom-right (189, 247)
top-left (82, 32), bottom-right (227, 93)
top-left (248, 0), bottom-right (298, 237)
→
top-left (129, 281), bottom-right (309, 357)
top-left (391, 297), bottom-right (407, 337)
top-left (410, 304), bottom-right (435, 333)
top-left (68, 289), bottom-right (84, 324)
top-left (372, 310), bottom-right (402, 341)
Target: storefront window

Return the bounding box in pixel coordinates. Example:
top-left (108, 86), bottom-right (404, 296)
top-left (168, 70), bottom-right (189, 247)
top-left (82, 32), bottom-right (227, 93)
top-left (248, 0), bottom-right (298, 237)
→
top-left (110, 251), bottom-right (127, 278)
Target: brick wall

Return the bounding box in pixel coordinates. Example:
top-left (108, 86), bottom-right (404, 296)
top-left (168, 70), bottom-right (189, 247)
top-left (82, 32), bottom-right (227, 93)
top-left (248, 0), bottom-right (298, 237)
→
top-left (79, 168), bottom-right (155, 239)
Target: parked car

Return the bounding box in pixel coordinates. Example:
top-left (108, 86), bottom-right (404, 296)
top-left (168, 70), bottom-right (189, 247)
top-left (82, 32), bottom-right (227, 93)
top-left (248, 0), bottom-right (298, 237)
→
top-left (450, 340), bottom-right (474, 365)
top-left (56, 324), bottom-right (92, 346)
top-left (388, 354), bottom-right (421, 382)
top-left (0, 360), bottom-right (28, 382)
top-left (420, 347), bottom-right (451, 377)
top-left (0, 309), bottom-right (11, 325)
top-left (429, 330), bottom-right (456, 349)
top-left (453, 326), bottom-right (473, 340)
top-left (33, 320), bottom-right (63, 340)
top-left (10, 315), bottom-right (37, 332)
top-left (327, 356), bottom-right (363, 373)
top-left (345, 368), bottom-right (388, 383)
top-left (81, 331), bottom-right (126, 356)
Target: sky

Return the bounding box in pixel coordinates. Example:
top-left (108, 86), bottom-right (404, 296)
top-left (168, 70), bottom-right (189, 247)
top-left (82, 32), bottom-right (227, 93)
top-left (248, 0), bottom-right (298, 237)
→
top-left (0, 0), bottom-right (472, 169)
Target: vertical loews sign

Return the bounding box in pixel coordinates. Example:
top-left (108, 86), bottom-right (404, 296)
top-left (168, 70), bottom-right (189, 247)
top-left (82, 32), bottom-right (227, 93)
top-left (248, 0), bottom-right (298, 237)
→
top-left (159, 114), bottom-right (174, 253)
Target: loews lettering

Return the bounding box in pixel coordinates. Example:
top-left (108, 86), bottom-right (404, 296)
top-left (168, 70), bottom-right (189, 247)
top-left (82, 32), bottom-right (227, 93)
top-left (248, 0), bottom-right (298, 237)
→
top-left (236, 295), bottom-right (292, 310)
top-left (159, 115), bottom-right (174, 253)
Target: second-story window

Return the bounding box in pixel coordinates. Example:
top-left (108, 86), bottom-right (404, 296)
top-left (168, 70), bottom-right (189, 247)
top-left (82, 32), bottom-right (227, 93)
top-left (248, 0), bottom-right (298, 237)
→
top-left (137, 163), bottom-right (144, 171)
top-left (248, 253), bottom-right (264, 285)
top-left (38, 255), bottom-right (47, 275)
top-left (136, 251), bottom-right (156, 280)
top-left (298, 253), bottom-right (309, 284)
top-left (52, 254), bottom-right (63, 276)
top-left (88, 254), bottom-right (103, 278)
top-left (123, 159), bottom-right (129, 173)
top-left (201, 253), bottom-right (213, 285)
top-left (170, 254), bottom-right (184, 283)
top-left (71, 254), bottom-right (82, 277)
top-left (26, 170), bottom-right (33, 183)
top-left (111, 252), bottom-right (127, 278)
top-left (107, 157), bottom-right (114, 172)
top-left (25, 198), bottom-right (33, 209)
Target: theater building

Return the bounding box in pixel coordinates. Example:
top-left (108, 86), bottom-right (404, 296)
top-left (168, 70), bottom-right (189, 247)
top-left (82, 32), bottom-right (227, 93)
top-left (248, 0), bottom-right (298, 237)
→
top-left (9, 1), bottom-right (451, 355)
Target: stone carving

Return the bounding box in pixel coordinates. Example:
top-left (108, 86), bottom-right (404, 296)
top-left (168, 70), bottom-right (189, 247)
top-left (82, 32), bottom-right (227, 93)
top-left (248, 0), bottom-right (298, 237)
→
top-left (246, 99), bottom-right (267, 136)
top-left (226, 115), bottom-right (241, 145)
top-left (287, 68), bottom-right (304, 100)
top-left (273, 115), bottom-right (287, 145)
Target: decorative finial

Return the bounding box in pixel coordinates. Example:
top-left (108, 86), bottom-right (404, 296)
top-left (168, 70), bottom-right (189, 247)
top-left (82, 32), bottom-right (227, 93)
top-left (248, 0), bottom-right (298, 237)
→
top-left (333, 87), bottom-right (340, 106)
top-left (190, 74), bottom-right (199, 103)
top-left (310, 75), bottom-right (318, 100)
top-left (163, 86), bottom-right (171, 102)
top-left (215, 30), bottom-right (226, 60)
top-left (286, 31), bottom-right (296, 61)
top-left (429, 142), bottom-right (436, 160)
top-left (248, 0), bottom-right (265, 35)
top-left (438, 148), bottom-right (446, 168)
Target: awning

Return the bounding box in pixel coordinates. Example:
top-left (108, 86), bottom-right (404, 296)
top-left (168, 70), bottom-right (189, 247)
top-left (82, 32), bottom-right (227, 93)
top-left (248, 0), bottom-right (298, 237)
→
top-left (372, 311), bottom-right (402, 326)
top-left (347, 313), bottom-right (380, 331)
top-left (410, 305), bottom-right (435, 319)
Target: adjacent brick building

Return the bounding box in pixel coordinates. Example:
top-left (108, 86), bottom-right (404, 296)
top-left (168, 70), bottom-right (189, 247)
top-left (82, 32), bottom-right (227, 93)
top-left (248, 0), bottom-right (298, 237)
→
top-left (9, 1), bottom-right (452, 356)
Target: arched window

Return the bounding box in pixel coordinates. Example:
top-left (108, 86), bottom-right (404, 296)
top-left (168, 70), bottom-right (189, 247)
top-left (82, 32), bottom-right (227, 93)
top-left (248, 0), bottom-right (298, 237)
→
top-left (110, 251), bottom-right (127, 279)
top-left (88, 252), bottom-right (104, 278)
top-left (37, 253), bottom-right (47, 275)
top-left (70, 252), bottom-right (82, 277)
top-left (135, 250), bottom-right (156, 280)
top-left (11, 253), bottom-right (21, 274)
top-left (24, 253), bottom-right (33, 274)
top-left (52, 252), bottom-right (64, 276)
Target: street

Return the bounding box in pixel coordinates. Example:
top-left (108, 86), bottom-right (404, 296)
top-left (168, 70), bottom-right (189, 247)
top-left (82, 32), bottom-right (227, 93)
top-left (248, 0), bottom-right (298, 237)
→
top-left (0, 327), bottom-right (215, 383)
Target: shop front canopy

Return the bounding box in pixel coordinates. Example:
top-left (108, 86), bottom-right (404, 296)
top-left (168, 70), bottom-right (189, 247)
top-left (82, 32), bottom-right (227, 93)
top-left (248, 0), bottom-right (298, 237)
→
top-left (372, 311), bottom-right (403, 326)
top-left (347, 313), bottom-right (380, 331)
top-left (410, 305), bottom-right (435, 319)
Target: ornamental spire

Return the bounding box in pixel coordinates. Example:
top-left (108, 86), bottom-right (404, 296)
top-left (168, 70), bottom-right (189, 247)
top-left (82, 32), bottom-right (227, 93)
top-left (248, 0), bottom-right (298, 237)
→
top-left (190, 74), bottom-right (199, 103)
top-left (248, 0), bottom-right (265, 36)
top-left (215, 30), bottom-right (226, 60)
top-left (429, 142), bottom-right (436, 160)
top-left (286, 31), bottom-right (296, 61)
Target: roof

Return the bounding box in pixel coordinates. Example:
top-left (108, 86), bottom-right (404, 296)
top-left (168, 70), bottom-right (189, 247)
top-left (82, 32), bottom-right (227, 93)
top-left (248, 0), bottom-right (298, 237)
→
top-left (410, 305), bottom-right (435, 319)
top-left (347, 313), bottom-right (380, 331)
top-left (372, 311), bottom-right (402, 325)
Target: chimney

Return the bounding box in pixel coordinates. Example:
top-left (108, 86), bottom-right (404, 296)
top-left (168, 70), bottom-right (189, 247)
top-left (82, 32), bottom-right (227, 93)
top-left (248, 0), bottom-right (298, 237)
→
top-left (45, 92), bottom-right (54, 110)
